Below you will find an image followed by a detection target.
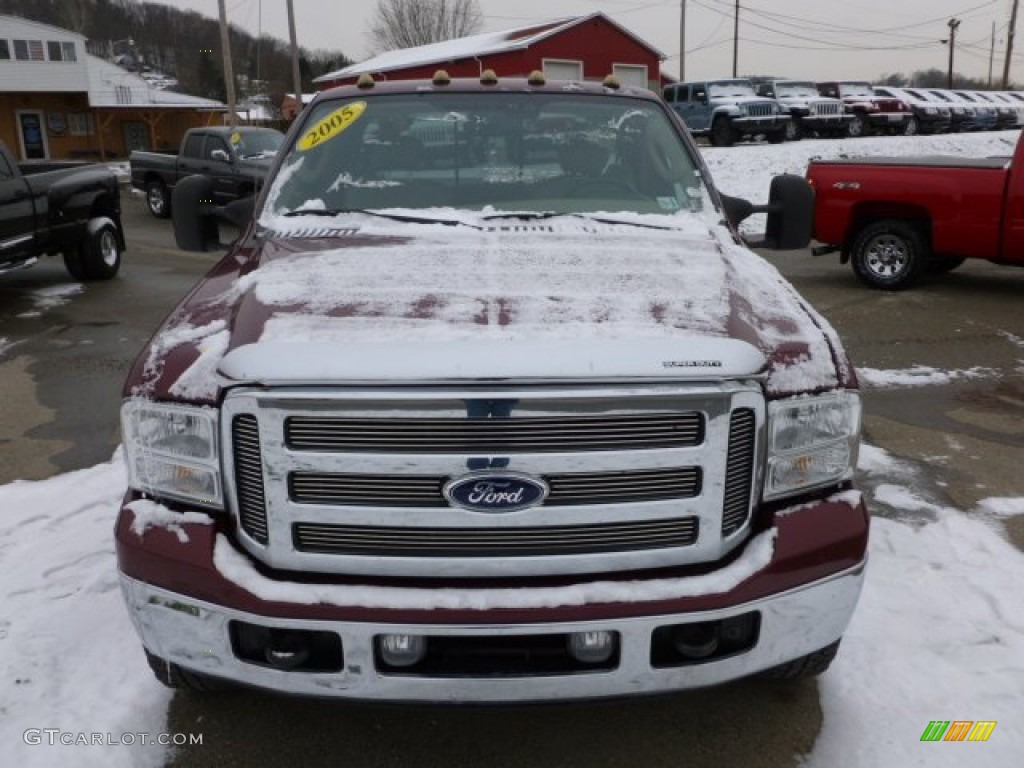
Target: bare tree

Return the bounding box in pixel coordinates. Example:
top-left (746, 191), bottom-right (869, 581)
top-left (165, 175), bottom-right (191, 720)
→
top-left (369, 0), bottom-right (484, 52)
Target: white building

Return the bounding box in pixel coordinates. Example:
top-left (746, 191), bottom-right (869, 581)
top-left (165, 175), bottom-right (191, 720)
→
top-left (0, 14), bottom-right (225, 160)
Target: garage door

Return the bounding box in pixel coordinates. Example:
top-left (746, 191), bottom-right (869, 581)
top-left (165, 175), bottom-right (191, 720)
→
top-left (542, 59), bottom-right (583, 81)
top-left (613, 64), bottom-right (649, 89)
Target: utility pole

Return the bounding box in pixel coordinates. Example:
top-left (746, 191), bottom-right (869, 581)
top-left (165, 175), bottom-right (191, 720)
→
top-left (1004, 0), bottom-right (1020, 88)
top-left (947, 18), bottom-right (960, 90)
top-left (989, 21), bottom-right (996, 87)
top-left (679, 0), bottom-right (686, 82)
top-left (287, 0), bottom-right (303, 112)
top-left (218, 0), bottom-right (237, 127)
top-left (732, 0), bottom-right (739, 77)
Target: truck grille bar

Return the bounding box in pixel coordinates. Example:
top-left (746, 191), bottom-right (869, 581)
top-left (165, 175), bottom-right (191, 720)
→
top-left (293, 517), bottom-right (699, 558)
top-left (722, 408), bottom-right (756, 536)
top-left (289, 467), bottom-right (702, 507)
top-left (285, 413), bottom-right (704, 453)
top-left (232, 414), bottom-right (269, 545)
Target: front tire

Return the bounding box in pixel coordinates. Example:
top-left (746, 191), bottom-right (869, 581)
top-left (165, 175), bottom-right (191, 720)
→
top-left (64, 218), bottom-right (121, 281)
top-left (146, 179), bottom-right (170, 219)
top-left (850, 219), bottom-right (927, 290)
top-left (846, 113), bottom-right (870, 138)
top-left (904, 116), bottom-right (920, 136)
top-left (767, 128), bottom-right (787, 144)
top-left (145, 649), bottom-right (232, 691)
top-left (761, 640), bottom-right (841, 680)
top-left (784, 119), bottom-right (802, 141)
top-left (710, 117), bottom-right (737, 147)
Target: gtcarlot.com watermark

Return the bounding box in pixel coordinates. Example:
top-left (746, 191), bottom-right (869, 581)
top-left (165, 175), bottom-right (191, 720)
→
top-left (24, 729), bottom-right (203, 747)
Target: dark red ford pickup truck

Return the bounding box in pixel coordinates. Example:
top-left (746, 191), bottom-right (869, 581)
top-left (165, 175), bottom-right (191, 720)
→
top-left (807, 133), bottom-right (1024, 289)
top-left (116, 74), bottom-right (868, 702)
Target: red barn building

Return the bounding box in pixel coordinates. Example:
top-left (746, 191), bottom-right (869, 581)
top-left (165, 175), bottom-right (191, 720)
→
top-left (313, 13), bottom-right (664, 91)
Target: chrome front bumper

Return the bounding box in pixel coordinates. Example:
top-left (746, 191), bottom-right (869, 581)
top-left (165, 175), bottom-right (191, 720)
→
top-left (120, 561), bottom-right (865, 702)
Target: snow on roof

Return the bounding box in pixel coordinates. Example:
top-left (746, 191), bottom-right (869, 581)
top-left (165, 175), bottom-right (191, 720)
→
top-left (314, 12), bottom-right (665, 83)
top-left (85, 54), bottom-right (226, 109)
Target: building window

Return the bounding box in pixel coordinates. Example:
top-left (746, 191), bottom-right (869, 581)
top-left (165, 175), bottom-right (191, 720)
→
top-left (14, 39), bottom-right (45, 61)
top-left (0, 40), bottom-right (9, 60)
top-left (68, 112), bottom-right (94, 136)
top-left (47, 41), bottom-right (62, 60)
top-left (62, 42), bottom-right (76, 61)
top-left (115, 85), bottom-right (132, 104)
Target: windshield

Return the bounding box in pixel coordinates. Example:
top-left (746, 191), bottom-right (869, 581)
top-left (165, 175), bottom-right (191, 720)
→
top-left (708, 81), bottom-right (757, 98)
top-left (775, 82), bottom-right (818, 98)
top-left (838, 83), bottom-right (874, 98)
top-left (234, 130), bottom-right (283, 158)
top-left (262, 93), bottom-right (707, 220)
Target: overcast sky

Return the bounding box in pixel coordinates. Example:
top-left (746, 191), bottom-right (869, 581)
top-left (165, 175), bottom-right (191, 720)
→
top-left (154, 0), bottom-right (1020, 84)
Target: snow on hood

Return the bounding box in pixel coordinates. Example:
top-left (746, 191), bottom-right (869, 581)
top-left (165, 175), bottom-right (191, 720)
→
top-left (135, 217), bottom-right (845, 401)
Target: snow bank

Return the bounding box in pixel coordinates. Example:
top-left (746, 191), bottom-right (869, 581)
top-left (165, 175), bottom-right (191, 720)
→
top-left (0, 454), bottom-right (171, 768)
top-left (803, 445), bottom-right (1024, 767)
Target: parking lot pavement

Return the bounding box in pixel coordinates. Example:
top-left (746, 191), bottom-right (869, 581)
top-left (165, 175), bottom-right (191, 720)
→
top-left (0, 195), bottom-right (217, 483)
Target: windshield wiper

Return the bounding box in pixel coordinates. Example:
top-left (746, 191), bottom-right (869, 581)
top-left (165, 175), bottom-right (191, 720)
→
top-left (483, 211), bottom-right (676, 230)
top-left (282, 208), bottom-right (480, 228)
top-left (481, 211), bottom-right (567, 221)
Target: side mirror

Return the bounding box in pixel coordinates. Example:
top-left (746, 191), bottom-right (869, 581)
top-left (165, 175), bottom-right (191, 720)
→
top-left (172, 174), bottom-right (253, 252)
top-left (210, 148), bottom-right (231, 163)
top-left (720, 174), bottom-right (815, 251)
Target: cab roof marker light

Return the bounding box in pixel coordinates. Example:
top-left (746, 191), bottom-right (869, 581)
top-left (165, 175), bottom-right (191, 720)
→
top-left (480, 69), bottom-right (498, 86)
top-left (356, 73), bottom-right (375, 89)
top-left (432, 70), bottom-right (451, 86)
top-left (527, 70), bottom-right (546, 87)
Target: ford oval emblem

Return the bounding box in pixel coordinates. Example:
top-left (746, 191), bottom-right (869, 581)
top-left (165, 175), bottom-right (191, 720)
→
top-left (443, 471), bottom-right (549, 513)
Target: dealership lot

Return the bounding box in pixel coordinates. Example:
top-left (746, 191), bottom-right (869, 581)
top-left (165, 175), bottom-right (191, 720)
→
top-left (1, 187), bottom-right (1022, 767)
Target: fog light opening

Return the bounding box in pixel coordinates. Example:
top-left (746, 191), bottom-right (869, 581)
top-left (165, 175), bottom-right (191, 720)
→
top-left (673, 624), bottom-right (719, 659)
top-left (567, 630), bottom-right (616, 664)
top-left (264, 630), bottom-right (311, 670)
top-left (379, 634), bottom-right (427, 668)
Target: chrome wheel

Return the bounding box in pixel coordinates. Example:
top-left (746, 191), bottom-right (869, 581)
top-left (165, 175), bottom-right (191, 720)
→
top-left (99, 228), bottom-right (119, 267)
top-left (862, 233), bottom-right (911, 279)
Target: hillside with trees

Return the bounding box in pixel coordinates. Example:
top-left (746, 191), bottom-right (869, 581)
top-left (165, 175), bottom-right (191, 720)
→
top-left (0, 0), bottom-right (351, 112)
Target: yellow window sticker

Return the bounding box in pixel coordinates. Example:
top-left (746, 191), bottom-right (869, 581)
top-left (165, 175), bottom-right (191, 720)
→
top-left (298, 102), bottom-right (367, 151)
top-left (229, 131), bottom-right (242, 145)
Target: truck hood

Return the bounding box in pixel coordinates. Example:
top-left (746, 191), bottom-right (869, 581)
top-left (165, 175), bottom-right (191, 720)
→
top-left (129, 217), bottom-right (853, 402)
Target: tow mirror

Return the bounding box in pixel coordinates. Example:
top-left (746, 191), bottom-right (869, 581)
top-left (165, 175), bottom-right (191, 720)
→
top-left (172, 174), bottom-right (254, 252)
top-left (210, 148), bottom-right (232, 163)
top-left (720, 174), bottom-right (814, 251)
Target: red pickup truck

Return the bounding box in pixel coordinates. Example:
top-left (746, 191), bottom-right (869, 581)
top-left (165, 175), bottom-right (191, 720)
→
top-left (807, 134), bottom-right (1023, 289)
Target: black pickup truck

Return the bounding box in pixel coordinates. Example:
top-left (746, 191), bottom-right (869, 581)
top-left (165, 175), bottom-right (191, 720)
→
top-left (0, 141), bottom-right (124, 281)
top-left (130, 126), bottom-right (283, 218)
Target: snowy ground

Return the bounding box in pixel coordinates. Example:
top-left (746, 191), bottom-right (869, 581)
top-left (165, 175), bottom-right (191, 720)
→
top-left (2, 131), bottom-right (1023, 766)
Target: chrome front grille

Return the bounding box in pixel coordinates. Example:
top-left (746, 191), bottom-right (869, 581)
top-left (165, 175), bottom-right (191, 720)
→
top-left (289, 467), bottom-right (702, 507)
top-left (285, 412), bottom-right (704, 453)
top-left (744, 103), bottom-right (774, 117)
top-left (222, 385), bottom-right (764, 578)
top-left (293, 518), bottom-right (700, 558)
top-left (811, 101), bottom-right (842, 116)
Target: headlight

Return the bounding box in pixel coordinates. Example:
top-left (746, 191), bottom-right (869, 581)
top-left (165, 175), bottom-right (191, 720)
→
top-left (122, 400), bottom-right (222, 507)
top-left (764, 392), bottom-right (860, 501)
top-left (925, 107), bottom-right (937, 115)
